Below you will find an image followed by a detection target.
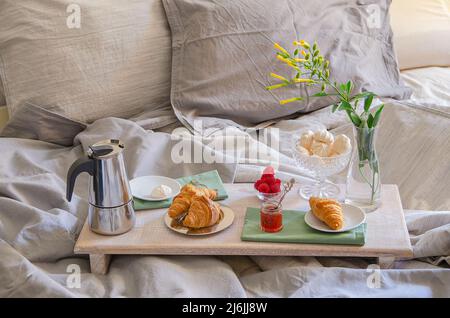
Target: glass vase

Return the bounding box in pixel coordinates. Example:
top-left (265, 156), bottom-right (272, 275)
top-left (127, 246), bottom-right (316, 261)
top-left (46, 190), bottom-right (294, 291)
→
top-left (345, 126), bottom-right (381, 212)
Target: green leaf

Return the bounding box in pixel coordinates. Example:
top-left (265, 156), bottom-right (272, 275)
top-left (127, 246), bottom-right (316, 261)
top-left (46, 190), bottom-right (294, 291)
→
top-left (372, 104), bottom-right (384, 127)
top-left (332, 103), bottom-right (339, 113)
top-left (367, 113), bottom-right (374, 128)
top-left (348, 111), bottom-right (362, 127)
top-left (346, 80), bottom-right (353, 94)
top-left (340, 83), bottom-right (347, 93)
top-left (295, 72), bottom-right (301, 79)
top-left (338, 101), bottom-right (352, 111)
top-left (351, 91), bottom-right (372, 100)
top-left (294, 48), bottom-right (299, 56)
top-left (364, 94), bottom-right (374, 112)
top-left (312, 92), bottom-right (328, 97)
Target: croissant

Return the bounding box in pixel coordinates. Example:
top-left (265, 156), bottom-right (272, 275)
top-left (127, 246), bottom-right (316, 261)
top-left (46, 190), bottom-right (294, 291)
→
top-left (197, 186), bottom-right (217, 200)
top-left (168, 192), bottom-right (192, 218)
top-left (183, 195), bottom-right (221, 228)
top-left (309, 197), bottom-right (344, 230)
top-left (167, 184), bottom-right (217, 218)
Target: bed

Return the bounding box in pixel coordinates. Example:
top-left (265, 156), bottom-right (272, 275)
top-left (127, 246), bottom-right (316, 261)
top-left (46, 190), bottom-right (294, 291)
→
top-left (0, 0), bottom-right (449, 297)
top-left (0, 66), bottom-right (448, 297)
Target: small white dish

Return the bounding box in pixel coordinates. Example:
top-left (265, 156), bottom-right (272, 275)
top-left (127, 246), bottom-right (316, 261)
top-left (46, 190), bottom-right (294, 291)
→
top-left (304, 203), bottom-right (366, 233)
top-left (130, 176), bottom-right (181, 201)
top-left (164, 205), bottom-right (235, 236)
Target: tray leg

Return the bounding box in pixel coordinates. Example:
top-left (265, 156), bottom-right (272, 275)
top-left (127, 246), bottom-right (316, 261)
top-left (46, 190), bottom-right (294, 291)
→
top-left (90, 254), bottom-right (111, 275)
top-left (377, 256), bottom-right (395, 269)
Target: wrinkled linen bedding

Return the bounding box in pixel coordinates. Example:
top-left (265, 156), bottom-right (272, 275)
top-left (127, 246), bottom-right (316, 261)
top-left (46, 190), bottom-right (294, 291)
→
top-left (0, 100), bottom-right (449, 297)
top-left (400, 67), bottom-right (450, 113)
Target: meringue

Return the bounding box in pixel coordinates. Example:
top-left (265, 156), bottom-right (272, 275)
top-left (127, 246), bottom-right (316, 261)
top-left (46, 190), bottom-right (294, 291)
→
top-left (313, 129), bottom-right (334, 145)
top-left (150, 184), bottom-right (172, 198)
top-left (296, 144), bottom-right (310, 156)
top-left (299, 130), bottom-right (314, 149)
top-left (311, 140), bottom-right (330, 157)
top-left (331, 134), bottom-right (351, 155)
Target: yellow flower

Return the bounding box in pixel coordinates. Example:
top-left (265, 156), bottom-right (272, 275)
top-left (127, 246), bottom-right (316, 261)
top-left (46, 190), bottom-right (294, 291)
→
top-left (293, 40), bottom-right (301, 46)
top-left (273, 43), bottom-right (288, 55)
top-left (280, 97), bottom-right (303, 105)
top-left (276, 55), bottom-right (292, 65)
top-left (266, 83), bottom-right (289, 90)
top-left (301, 50), bottom-right (307, 56)
top-left (294, 58), bottom-right (306, 63)
top-left (289, 63), bottom-right (301, 72)
top-left (276, 54), bottom-right (289, 63)
top-left (300, 40), bottom-right (310, 49)
top-left (276, 55), bottom-right (301, 71)
top-left (270, 73), bottom-right (288, 82)
top-left (293, 78), bottom-right (315, 83)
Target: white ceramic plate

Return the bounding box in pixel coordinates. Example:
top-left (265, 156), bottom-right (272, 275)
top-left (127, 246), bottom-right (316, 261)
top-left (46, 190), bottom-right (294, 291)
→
top-left (130, 176), bottom-right (181, 201)
top-left (304, 203), bottom-right (366, 233)
top-left (164, 205), bottom-right (235, 236)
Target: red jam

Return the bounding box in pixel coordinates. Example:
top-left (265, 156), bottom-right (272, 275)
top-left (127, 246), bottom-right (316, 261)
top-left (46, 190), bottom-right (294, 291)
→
top-left (260, 203), bottom-right (283, 233)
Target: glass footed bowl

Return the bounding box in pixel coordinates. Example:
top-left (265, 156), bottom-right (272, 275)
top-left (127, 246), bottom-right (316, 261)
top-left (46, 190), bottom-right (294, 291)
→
top-left (292, 135), bottom-right (351, 199)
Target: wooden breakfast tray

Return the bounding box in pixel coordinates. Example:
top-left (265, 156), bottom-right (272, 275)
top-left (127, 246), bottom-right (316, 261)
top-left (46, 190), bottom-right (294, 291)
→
top-left (74, 184), bottom-right (413, 274)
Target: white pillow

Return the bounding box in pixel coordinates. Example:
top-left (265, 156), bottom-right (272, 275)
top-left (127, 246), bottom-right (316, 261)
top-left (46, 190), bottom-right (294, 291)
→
top-left (390, 0), bottom-right (450, 70)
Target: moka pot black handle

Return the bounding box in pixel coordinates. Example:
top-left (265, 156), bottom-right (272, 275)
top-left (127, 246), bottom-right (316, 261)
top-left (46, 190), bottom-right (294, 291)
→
top-left (66, 156), bottom-right (95, 202)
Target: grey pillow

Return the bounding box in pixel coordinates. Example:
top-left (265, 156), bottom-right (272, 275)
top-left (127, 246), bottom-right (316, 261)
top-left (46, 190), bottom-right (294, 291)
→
top-left (0, 0), bottom-right (173, 125)
top-left (0, 78), bottom-right (5, 106)
top-left (162, 0), bottom-right (411, 130)
top-left (0, 102), bottom-right (86, 146)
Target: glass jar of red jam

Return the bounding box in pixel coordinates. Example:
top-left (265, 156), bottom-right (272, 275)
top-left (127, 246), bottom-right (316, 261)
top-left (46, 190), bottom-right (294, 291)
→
top-left (260, 200), bottom-right (283, 233)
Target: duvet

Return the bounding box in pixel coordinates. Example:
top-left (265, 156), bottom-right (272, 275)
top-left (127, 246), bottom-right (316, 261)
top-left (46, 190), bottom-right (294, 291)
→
top-left (0, 100), bottom-right (449, 297)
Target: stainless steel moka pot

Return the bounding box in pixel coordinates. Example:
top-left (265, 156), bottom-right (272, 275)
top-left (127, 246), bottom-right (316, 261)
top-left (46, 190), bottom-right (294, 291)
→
top-left (66, 139), bottom-right (135, 235)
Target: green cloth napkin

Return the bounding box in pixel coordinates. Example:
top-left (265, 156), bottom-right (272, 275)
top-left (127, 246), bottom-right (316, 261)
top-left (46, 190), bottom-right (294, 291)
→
top-left (241, 208), bottom-right (366, 245)
top-left (133, 170), bottom-right (228, 211)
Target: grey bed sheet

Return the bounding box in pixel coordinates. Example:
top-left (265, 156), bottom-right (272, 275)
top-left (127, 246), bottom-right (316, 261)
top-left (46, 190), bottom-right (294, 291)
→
top-left (0, 101), bottom-right (449, 297)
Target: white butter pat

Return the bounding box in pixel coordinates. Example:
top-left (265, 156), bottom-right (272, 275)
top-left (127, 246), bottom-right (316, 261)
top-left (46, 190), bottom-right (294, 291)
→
top-left (150, 184), bottom-right (172, 198)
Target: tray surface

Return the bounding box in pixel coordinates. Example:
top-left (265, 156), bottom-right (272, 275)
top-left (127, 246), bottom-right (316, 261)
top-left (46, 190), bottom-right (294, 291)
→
top-left (75, 184), bottom-right (413, 259)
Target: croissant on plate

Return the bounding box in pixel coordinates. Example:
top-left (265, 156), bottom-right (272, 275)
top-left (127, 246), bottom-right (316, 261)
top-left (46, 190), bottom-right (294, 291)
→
top-left (309, 197), bottom-right (344, 230)
top-left (167, 193), bottom-right (191, 218)
top-left (183, 194), bottom-right (221, 228)
top-left (182, 183), bottom-right (217, 200)
top-left (167, 183), bottom-right (217, 218)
